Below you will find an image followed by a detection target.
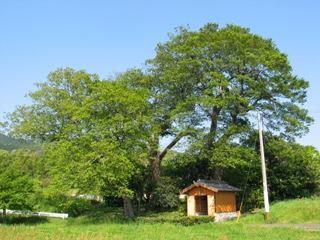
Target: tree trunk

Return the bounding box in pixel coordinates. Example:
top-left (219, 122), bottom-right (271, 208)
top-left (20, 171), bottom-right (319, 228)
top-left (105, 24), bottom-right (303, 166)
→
top-left (123, 197), bottom-right (134, 218)
top-left (149, 133), bottom-right (161, 182)
top-left (207, 107), bottom-right (220, 148)
top-left (207, 107), bottom-right (223, 180)
top-left (150, 133), bottom-right (186, 182)
top-left (152, 155), bottom-right (161, 182)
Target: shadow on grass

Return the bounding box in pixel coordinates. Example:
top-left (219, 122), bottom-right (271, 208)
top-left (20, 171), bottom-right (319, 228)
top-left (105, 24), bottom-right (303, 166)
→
top-left (0, 215), bottom-right (48, 225)
top-left (67, 207), bottom-right (132, 225)
top-left (67, 207), bottom-right (214, 226)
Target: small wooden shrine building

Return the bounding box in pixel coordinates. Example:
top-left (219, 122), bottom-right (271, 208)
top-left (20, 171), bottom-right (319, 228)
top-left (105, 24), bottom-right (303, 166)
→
top-left (181, 179), bottom-right (240, 219)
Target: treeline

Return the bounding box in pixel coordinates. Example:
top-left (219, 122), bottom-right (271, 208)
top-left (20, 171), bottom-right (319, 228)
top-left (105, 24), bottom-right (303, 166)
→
top-left (1, 23), bottom-right (319, 216)
top-left (0, 133), bottom-right (32, 150)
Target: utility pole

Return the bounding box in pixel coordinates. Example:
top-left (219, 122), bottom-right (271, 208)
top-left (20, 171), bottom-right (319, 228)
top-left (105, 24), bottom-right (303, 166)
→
top-left (257, 112), bottom-right (271, 221)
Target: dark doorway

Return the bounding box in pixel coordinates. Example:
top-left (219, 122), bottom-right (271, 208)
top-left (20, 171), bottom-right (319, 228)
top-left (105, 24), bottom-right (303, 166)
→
top-left (195, 196), bottom-right (208, 215)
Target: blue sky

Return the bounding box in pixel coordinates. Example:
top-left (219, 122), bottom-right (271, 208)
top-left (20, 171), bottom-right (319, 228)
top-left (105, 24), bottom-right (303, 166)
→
top-left (1, 0), bottom-right (319, 149)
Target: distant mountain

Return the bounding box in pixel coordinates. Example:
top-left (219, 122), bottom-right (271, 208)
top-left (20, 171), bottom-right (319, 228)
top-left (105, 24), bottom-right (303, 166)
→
top-left (0, 133), bottom-right (33, 150)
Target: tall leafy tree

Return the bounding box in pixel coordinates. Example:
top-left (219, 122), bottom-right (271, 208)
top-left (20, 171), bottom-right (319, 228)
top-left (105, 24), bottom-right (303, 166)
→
top-left (5, 68), bottom-right (149, 216)
top-left (3, 22), bottom-right (315, 213)
top-left (129, 23), bottom-right (312, 181)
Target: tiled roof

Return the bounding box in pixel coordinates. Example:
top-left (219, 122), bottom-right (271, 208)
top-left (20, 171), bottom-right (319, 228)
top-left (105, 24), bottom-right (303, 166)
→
top-left (181, 179), bottom-right (240, 194)
top-left (195, 179), bottom-right (240, 192)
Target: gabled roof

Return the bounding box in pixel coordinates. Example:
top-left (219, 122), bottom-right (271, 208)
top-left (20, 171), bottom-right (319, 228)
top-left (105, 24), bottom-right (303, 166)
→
top-left (181, 179), bottom-right (240, 194)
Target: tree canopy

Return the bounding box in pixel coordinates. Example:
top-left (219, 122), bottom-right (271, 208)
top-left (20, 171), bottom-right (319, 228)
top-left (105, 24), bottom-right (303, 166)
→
top-left (2, 23), bottom-right (318, 215)
top-left (5, 68), bottom-right (150, 216)
top-left (127, 23), bottom-right (313, 181)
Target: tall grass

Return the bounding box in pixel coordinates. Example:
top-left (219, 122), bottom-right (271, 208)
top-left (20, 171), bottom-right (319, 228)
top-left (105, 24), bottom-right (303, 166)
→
top-left (0, 197), bottom-right (319, 240)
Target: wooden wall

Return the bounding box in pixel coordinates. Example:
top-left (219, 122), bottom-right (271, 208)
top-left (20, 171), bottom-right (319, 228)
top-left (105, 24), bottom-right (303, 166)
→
top-left (185, 186), bottom-right (237, 215)
top-left (215, 191), bottom-right (236, 213)
top-left (187, 186), bottom-right (215, 196)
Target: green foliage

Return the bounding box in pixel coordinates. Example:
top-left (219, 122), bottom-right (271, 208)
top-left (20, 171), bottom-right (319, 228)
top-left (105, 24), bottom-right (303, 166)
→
top-left (147, 23), bottom-right (312, 142)
top-left (125, 22), bottom-right (313, 194)
top-left (152, 177), bottom-right (179, 210)
top-left (5, 68), bottom-right (150, 208)
top-left (0, 150), bottom-right (39, 212)
top-left (1, 22), bottom-right (317, 217)
top-left (37, 188), bottom-right (96, 217)
top-left (241, 133), bottom-right (320, 204)
top-left (164, 132), bottom-right (320, 211)
top-left (53, 197), bottom-right (94, 217)
top-left (262, 136), bottom-right (320, 200)
top-left (164, 142), bottom-right (257, 184)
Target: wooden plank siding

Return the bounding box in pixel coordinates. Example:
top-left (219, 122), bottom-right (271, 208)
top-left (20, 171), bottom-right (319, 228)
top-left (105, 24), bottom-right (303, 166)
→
top-left (215, 192), bottom-right (236, 212)
top-left (182, 182), bottom-right (238, 215)
top-left (187, 186), bottom-right (215, 196)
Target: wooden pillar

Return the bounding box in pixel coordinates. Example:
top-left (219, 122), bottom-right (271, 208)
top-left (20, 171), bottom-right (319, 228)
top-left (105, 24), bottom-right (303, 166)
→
top-left (207, 195), bottom-right (215, 216)
top-left (187, 195), bottom-right (195, 216)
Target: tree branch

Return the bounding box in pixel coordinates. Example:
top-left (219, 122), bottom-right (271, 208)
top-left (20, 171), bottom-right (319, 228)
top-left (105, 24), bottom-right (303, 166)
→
top-left (158, 132), bottom-right (189, 162)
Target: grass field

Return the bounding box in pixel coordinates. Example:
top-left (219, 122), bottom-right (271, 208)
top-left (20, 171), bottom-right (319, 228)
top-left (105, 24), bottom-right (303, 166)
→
top-left (241, 196), bottom-right (320, 224)
top-left (0, 197), bottom-right (319, 240)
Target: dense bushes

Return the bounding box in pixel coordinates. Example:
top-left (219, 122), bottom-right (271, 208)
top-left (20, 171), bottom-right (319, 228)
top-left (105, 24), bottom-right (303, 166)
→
top-left (152, 177), bottom-right (180, 210)
top-left (241, 135), bottom-right (320, 209)
top-left (264, 139), bottom-right (320, 200)
top-left (0, 150), bottom-right (39, 214)
top-left (50, 196), bottom-right (94, 217)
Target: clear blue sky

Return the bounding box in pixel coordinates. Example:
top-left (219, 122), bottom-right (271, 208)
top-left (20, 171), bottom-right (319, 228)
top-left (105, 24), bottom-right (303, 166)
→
top-left (1, 0), bottom-right (319, 149)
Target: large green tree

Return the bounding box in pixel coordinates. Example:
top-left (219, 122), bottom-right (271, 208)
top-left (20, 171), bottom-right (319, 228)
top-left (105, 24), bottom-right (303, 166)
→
top-left (129, 23), bottom-right (312, 182)
top-left (5, 68), bottom-right (149, 216)
top-left (3, 22), bottom-right (315, 213)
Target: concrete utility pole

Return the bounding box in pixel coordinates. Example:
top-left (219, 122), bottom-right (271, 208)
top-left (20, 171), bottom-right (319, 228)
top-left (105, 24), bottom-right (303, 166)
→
top-left (257, 112), bottom-right (271, 221)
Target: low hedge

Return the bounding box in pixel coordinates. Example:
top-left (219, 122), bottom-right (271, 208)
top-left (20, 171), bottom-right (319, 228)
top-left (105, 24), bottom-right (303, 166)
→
top-left (136, 215), bottom-right (214, 226)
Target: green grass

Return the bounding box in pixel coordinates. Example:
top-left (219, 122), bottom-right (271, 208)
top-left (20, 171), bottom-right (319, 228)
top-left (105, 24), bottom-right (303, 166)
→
top-left (0, 218), bottom-right (319, 240)
top-left (0, 197), bottom-right (319, 240)
top-left (240, 196), bottom-right (320, 224)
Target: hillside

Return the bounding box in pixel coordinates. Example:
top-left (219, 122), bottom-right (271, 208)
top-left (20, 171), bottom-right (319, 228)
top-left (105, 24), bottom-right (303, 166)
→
top-left (241, 197), bottom-right (320, 224)
top-left (0, 133), bottom-right (33, 150)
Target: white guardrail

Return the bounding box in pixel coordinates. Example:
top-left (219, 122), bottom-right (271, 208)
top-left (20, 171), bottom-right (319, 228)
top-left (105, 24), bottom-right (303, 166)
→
top-left (0, 209), bottom-right (68, 219)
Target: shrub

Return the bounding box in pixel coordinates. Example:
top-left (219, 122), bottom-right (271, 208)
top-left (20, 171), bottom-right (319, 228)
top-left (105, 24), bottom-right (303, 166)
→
top-left (42, 193), bottom-right (94, 217)
top-left (152, 177), bottom-right (179, 210)
top-left (0, 150), bottom-right (38, 213)
top-left (136, 215), bottom-right (214, 226)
